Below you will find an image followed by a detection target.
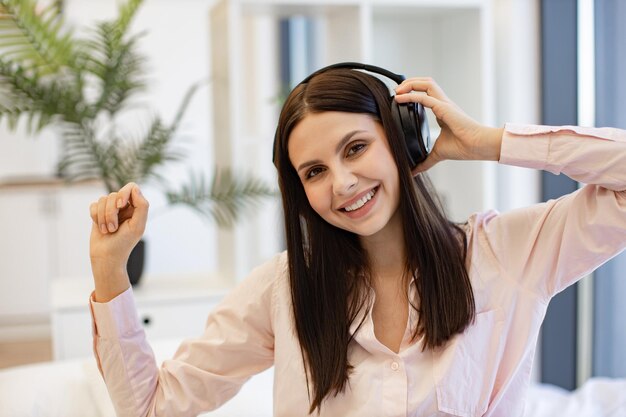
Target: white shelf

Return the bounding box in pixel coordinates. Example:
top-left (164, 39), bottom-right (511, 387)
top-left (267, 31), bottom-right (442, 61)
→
top-left (50, 274), bottom-right (234, 360)
top-left (51, 273), bottom-right (232, 311)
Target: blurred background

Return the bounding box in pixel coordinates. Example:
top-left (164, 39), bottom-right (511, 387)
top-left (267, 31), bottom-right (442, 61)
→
top-left (0, 0), bottom-right (623, 394)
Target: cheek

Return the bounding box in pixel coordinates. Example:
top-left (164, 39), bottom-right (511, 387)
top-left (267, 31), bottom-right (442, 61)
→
top-left (304, 186), bottom-right (330, 216)
top-left (381, 154), bottom-right (400, 188)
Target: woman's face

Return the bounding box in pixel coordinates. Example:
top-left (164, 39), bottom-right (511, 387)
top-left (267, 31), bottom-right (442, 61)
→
top-left (288, 111), bottom-right (402, 238)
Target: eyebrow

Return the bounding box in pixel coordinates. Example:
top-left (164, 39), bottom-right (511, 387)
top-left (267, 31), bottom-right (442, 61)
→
top-left (296, 130), bottom-right (366, 173)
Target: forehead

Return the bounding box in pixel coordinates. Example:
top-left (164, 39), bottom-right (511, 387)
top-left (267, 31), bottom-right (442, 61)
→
top-left (287, 111), bottom-right (381, 161)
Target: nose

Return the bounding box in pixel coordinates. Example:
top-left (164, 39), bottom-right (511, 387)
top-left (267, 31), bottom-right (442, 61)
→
top-left (332, 166), bottom-right (358, 196)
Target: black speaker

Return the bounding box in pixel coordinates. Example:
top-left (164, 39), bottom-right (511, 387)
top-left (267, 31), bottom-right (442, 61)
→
top-left (273, 62), bottom-right (432, 169)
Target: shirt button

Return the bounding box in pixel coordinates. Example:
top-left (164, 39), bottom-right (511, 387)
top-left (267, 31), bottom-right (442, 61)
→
top-left (391, 361), bottom-right (399, 371)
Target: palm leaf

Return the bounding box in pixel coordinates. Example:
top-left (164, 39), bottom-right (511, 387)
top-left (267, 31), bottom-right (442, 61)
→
top-left (83, 23), bottom-right (147, 116)
top-left (0, 58), bottom-right (84, 131)
top-left (170, 80), bottom-right (206, 133)
top-left (112, 82), bottom-right (204, 186)
top-left (56, 114), bottom-right (185, 192)
top-left (114, 0), bottom-right (143, 42)
top-left (165, 168), bottom-right (277, 228)
top-left (0, 60), bottom-right (46, 129)
top-left (0, 0), bottom-right (79, 75)
top-left (57, 122), bottom-right (120, 191)
top-left (133, 117), bottom-right (185, 181)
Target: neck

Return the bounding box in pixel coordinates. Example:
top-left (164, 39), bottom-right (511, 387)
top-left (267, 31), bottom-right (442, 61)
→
top-left (360, 210), bottom-right (407, 283)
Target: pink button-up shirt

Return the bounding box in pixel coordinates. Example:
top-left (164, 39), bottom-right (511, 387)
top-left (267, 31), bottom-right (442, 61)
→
top-left (90, 124), bottom-right (626, 417)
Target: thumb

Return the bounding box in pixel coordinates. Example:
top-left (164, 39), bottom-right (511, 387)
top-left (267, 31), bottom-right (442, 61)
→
top-left (411, 152), bottom-right (440, 175)
top-left (127, 185), bottom-right (150, 235)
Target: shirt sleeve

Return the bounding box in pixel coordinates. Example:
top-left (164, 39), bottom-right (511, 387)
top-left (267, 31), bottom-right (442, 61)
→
top-left (472, 123), bottom-right (626, 301)
top-left (89, 253), bottom-right (281, 417)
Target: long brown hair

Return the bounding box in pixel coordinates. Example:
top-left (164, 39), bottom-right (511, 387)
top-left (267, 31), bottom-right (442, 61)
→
top-left (273, 69), bottom-right (475, 414)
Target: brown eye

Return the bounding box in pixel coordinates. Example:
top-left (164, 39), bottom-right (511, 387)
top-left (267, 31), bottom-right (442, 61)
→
top-left (306, 166), bottom-right (324, 179)
top-left (347, 143), bottom-right (366, 156)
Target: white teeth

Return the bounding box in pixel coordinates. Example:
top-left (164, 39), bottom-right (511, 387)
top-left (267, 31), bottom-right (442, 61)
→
top-left (344, 188), bottom-right (376, 212)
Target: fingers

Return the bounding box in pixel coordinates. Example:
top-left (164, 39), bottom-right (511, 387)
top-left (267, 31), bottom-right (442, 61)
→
top-left (89, 182), bottom-right (148, 235)
top-left (89, 202), bottom-right (98, 225)
top-left (92, 193), bottom-right (119, 234)
top-left (395, 92), bottom-right (453, 128)
top-left (127, 185), bottom-right (149, 235)
top-left (395, 77), bottom-right (449, 101)
top-left (411, 153), bottom-right (440, 175)
top-left (97, 196), bottom-right (108, 234)
top-left (116, 182), bottom-right (136, 209)
top-left (394, 90), bottom-right (441, 109)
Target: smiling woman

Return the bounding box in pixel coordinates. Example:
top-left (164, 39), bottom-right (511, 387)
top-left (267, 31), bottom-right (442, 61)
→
top-left (273, 67), bottom-right (476, 413)
top-left (87, 62), bottom-right (626, 417)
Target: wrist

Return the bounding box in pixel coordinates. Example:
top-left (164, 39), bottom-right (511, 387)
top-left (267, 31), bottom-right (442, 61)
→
top-left (481, 126), bottom-right (504, 161)
top-left (91, 260), bottom-right (131, 302)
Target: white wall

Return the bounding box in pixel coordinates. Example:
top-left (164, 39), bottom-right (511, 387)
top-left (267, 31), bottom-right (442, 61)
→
top-left (493, 0), bottom-right (542, 213)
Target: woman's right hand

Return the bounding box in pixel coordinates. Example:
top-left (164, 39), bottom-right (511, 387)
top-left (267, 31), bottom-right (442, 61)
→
top-left (394, 77), bottom-right (503, 173)
top-left (89, 182), bottom-right (149, 301)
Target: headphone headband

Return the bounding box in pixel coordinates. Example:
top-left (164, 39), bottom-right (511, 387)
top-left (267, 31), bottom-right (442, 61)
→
top-left (298, 62), bottom-right (406, 86)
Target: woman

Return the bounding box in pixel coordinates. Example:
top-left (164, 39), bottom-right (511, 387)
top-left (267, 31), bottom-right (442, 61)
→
top-left (88, 65), bottom-right (626, 417)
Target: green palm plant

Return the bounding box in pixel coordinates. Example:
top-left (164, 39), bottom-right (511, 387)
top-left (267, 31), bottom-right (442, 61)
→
top-left (0, 0), bottom-right (275, 228)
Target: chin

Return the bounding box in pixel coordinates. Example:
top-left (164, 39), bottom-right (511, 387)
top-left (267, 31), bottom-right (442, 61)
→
top-left (337, 219), bottom-right (386, 238)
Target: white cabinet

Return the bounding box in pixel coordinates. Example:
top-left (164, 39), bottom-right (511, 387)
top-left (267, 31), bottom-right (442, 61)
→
top-left (0, 180), bottom-right (103, 340)
top-left (50, 274), bottom-right (232, 360)
top-left (209, 0), bottom-right (496, 280)
top-left (0, 188), bottom-right (54, 319)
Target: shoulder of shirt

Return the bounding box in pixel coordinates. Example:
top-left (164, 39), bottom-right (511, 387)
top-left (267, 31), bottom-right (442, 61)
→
top-left (243, 250), bottom-right (289, 289)
top-left (462, 209), bottom-right (501, 238)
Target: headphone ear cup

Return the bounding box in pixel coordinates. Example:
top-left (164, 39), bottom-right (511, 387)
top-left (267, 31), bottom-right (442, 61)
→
top-left (415, 101), bottom-right (431, 157)
top-left (390, 99), bottom-right (430, 168)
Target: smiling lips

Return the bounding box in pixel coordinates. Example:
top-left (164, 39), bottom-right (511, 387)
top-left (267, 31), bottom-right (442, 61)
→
top-left (338, 186), bottom-right (379, 219)
top-left (343, 188), bottom-right (377, 212)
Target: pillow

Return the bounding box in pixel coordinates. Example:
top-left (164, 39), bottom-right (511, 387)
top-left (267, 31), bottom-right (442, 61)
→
top-left (0, 359), bottom-right (101, 417)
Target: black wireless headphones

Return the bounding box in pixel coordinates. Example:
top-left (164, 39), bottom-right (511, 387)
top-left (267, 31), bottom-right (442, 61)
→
top-left (273, 62), bottom-right (432, 169)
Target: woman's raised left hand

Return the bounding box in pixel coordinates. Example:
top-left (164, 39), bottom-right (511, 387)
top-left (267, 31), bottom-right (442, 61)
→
top-left (394, 77), bottom-right (503, 174)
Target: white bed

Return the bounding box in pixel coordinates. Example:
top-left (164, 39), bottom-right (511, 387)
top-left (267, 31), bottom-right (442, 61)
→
top-left (1, 339), bottom-right (624, 417)
top-left (0, 339), bottom-right (273, 417)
